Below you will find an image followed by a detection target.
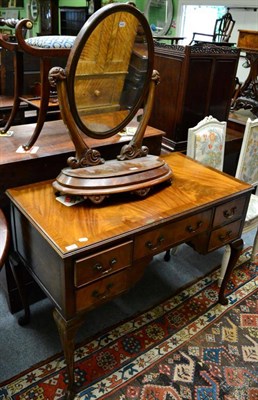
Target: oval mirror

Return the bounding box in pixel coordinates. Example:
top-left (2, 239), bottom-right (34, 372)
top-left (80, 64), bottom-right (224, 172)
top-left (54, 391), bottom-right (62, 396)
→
top-left (144, 0), bottom-right (173, 36)
top-left (66, 3), bottom-right (154, 139)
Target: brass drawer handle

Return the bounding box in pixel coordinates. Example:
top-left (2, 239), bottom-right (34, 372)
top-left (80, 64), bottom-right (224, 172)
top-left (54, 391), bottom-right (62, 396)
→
top-left (186, 221), bottom-right (203, 233)
top-left (223, 207), bottom-right (237, 219)
top-left (93, 258), bottom-right (117, 274)
top-left (219, 230), bottom-right (232, 242)
top-left (145, 235), bottom-right (165, 251)
top-left (92, 283), bottom-right (113, 300)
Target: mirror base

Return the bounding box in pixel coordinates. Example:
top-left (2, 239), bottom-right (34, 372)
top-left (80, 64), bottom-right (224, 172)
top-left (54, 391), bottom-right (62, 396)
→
top-left (53, 155), bottom-right (173, 204)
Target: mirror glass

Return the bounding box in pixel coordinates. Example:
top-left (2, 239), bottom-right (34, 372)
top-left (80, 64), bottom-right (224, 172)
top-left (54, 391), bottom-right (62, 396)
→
top-left (67, 7), bottom-right (152, 139)
top-left (144, 0), bottom-right (173, 36)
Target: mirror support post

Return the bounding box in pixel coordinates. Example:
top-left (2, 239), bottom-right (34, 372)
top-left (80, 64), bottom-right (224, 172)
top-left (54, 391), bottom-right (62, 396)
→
top-left (49, 66), bottom-right (104, 168)
top-left (118, 69), bottom-right (160, 161)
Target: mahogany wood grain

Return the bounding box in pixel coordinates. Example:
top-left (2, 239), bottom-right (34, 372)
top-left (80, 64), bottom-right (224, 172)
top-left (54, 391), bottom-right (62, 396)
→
top-left (7, 152), bottom-right (252, 399)
top-left (7, 153), bottom-right (250, 254)
top-left (0, 118), bottom-right (163, 314)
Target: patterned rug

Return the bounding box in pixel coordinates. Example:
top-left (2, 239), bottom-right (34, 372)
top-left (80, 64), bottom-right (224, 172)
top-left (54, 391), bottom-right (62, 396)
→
top-left (1, 248), bottom-right (257, 400)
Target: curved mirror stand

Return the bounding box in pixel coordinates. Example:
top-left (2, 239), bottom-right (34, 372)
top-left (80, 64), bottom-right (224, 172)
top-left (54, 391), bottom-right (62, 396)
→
top-left (49, 3), bottom-right (172, 204)
top-left (144, 0), bottom-right (173, 36)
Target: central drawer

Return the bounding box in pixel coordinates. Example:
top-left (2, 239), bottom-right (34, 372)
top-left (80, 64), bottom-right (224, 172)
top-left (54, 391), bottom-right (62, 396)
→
top-left (134, 210), bottom-right (212, 259)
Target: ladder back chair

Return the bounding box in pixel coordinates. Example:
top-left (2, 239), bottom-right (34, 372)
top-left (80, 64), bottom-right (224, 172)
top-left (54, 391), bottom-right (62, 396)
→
top-left (218, 117), bottom-right (258, 286)
top-left (164, 115), bottom-right (227, 261)
top-left (190, 12), bottom-right (235, 45)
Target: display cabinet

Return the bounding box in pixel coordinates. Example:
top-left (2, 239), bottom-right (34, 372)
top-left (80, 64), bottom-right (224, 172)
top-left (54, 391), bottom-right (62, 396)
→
top-left (149, 42), bottom-right (240, 151)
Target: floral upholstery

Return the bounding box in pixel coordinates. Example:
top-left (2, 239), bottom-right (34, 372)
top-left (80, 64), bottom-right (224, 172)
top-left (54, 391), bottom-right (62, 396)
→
top-left (235, 122), bottom-right (258, 186)
top-left (187, 116), bottom-right (226, 171)
top-left (245, 194), bottom-right (258, 228)
top-left (25, 35), bottom-right (76, 49)
top-left (194, 127), bottom-right (225, 170)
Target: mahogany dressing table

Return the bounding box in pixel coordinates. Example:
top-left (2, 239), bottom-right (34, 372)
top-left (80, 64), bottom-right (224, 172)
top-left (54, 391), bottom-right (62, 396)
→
top-left (7, 152), bottom-right (252, 398)
top-left (5, 5), bottom-right (253, 398)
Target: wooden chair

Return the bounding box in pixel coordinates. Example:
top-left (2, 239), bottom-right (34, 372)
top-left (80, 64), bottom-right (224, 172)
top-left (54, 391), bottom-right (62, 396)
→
top-left (0, 18), bottom-right (75, 150)
top-left (218, 118), bottom-right (258, 286)
top-left (164, 115), bottom-right (227, 261)
top-left (190, 12), bottom-right (235, 45)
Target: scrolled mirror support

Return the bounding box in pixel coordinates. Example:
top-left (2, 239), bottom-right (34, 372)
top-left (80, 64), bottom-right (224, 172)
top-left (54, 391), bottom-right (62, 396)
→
top-left (49, 66), bottom-right (105, 168)
top-left (118, 69), bottom-right (160, 161)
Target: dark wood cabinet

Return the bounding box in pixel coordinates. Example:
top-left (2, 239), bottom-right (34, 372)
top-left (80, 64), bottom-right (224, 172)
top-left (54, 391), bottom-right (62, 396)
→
top-left (149, 42), bottom-right (240, 151)
top-left (60, 7), bottom-right (88, 36)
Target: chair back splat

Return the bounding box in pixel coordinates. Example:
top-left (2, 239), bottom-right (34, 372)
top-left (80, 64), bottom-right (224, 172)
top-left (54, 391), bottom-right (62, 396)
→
top-left (190, 11), bottom-right (235, 45)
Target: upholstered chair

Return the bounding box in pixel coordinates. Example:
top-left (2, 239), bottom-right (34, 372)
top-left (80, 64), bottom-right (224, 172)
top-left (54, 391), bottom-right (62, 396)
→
top-left (186, 115), bottom-right (226, 171)
top-left (218, 117), bottom-right (258, 286)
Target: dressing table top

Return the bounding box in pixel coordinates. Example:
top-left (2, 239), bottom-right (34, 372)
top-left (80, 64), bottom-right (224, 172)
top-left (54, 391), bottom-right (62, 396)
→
top-left (7, 152), bottom-right (251, 256)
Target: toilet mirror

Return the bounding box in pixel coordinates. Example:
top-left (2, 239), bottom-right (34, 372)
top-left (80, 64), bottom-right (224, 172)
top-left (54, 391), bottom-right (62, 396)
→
top-left (49, 3), bottom-right (172, 204)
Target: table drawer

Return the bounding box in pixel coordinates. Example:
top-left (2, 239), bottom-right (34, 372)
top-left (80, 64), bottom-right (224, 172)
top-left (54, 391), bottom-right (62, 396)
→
top-left (74, 241), bottom-right (133, 288)
top-left (213, 197), bottom-right (246, 227)
top-left (208, 219), bottom-right (242, 251)
top-left (75, 268), bottom-right (131, 312)
top-left (134, 210), bottom-right (212, 259)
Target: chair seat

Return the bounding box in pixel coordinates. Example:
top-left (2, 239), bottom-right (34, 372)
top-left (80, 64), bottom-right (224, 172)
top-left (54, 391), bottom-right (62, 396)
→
top-left (245, 194), bottom-right (258, 228)
top-left (26, 35), bottom-right (76, 49)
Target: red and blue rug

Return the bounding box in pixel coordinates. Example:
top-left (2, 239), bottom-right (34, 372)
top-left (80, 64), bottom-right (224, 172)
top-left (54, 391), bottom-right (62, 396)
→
top-left (1, 248), bottom-right (257, 399)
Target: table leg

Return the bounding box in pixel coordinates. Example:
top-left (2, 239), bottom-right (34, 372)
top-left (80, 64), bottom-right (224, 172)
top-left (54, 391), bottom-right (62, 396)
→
top-left (8, 253), bottom-right (31, 325)
top-left (53, 308), bottom-right (84, 400)
top-left (218, 237), bottom-right (243, 305)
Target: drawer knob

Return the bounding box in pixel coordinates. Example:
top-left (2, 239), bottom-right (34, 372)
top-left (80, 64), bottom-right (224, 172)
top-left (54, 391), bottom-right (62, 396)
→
top-left (110, 258), bottom-right (117, 266)
top-left (94, 261), bottom-right (115, 275)
top-left (94, 262), bottom-right (103, 272)
top-left (92, 283), bottom-right (113, 300)
top-left (223, 207), bottom-right (237, 219)
top-left (146, 235), bottom-right (165, 251)
top-left (219, 230), bottom-right (232, 242)
top-left (186, 221), bottom-right (203, 233)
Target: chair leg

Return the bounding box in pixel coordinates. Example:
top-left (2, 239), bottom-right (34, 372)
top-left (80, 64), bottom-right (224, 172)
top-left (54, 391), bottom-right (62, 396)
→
top-left (0, 51), bottom-right (24, 133)
top-left (250, 228), bottom-right (258, 262)
top-left (218, 244), bottom-right (231, 287)
top-left (23, 58), bottom-right (51, 150)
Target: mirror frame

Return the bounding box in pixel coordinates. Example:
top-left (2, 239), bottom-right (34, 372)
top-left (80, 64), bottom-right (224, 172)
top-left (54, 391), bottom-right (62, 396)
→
top-left (144, 0), bottom-right (173, 37)
top-left (64, 3), bottom-right (154, 139)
